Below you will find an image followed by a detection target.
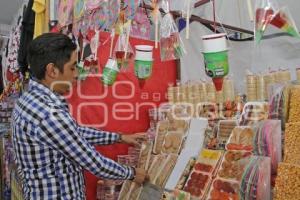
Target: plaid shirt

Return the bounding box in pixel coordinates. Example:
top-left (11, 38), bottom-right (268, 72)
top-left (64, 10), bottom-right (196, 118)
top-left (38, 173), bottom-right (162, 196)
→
top-left (12, 80), bottom-right (134, 200)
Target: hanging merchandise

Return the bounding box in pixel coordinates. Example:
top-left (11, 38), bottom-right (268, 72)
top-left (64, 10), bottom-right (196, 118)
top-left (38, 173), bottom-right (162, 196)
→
top-left (113, 26), bottom-right (134, 71)
top-left (101, 58), bottom-right (119, 86)
top-left (57, 0), bottom-right (74, 27)
top-left (269, 7), bottom-right (300, 38)
top-left (102, 31), bottom-right (119, 86)
top-left (201, 33), bottom-right (229, 91)
top-left (130, 7), bottom-right (151, 40)
top-left (85, 0), bottom-right (104, 11)
top-left (160, 0), bottom-right (186, 61)
top-left (134, 45), bottom-right (153, 79)
top-left (123, 0), bottom-right (142, 20)
top-left (255, 0), bottom-right (300, 43)
top-left (73, 0), bottom-right (86, 21)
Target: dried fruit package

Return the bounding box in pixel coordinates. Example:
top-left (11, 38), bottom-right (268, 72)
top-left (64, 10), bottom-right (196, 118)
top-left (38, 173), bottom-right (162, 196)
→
top-left (137, 141), bottom-right (153, 170)
top-left (161, 131), bottom-right (185, 154)
top-left (206, 178), bottom-right (240, 200)
top-left (217, 151), bottom-right (252, 182)
top-left (195, 149), bottom-right (223, 175)
top-left (226, 126), bottom-right (255, 151)
top-left (183, 171), bottom-right (211, 199)
top-left (153, 154), bottom-right (178, 188)
top-left (153, 120), bottom-right (169, 154)
top-left (160, 0), bottom-right (185, 61)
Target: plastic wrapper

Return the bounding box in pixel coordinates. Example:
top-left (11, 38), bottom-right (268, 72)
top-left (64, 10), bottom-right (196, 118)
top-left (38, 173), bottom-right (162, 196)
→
top-left (163, 190), bottom-right (191, 200)
top-left (239, 156), bottom-right (271, 200)
top-left (268, 83), bottom-right (286, 128)
top-left (118, 180), bottom-right (132, 200)
top-left (73, 0), bottom-right (86, 21)
top-left (97, 180), bottom-right (123, 200)
top-left (113, 32), bottom-right (134, 70)
top-left (217, 151), bottom-right (252, 182)
top-left (274, 163), bottom-right (300, 200)
top-left (246, 75), bottom-right (257, 101)
top-left (253, 120), bottom-right (282, 174)
top-left (195, 149), bottom-right (223, 176)
top-left (226, 126), bottom-right (255, 151)
top-left (206, 82), bottom-right (216, 102)
top-left (160, 0), bottom-right (185, 61)
top-left (137, 141), bottom-right (153, 170)
top-left (206, 178), bottom-right (240, 200)
top-left (239, 102), bottom-right (269, 126)
top-left (130, 7), bottom-right (151, 40)
top-left (153, 154), bottom-right (178, 188)
top-left (196, 102), bottom-right (219, 121)
top-left (183, 171), bottom-right (211, 199)
top-left (162, 131), bottom-right (185, 154)
top-left (217, 120), bottom-right (238, 150)
top-left (153, 120), bottom-right (169, 154)
top-left (85, 0), bottom-right (104, 11)
top-left (175, 158), bottom-right (196, 190)
top-left (57, 0), bottom-right (74, 26)
top-left (123, 0), bottom-right (142, 21)
top-left (148, 154), bottom-right (168, 183)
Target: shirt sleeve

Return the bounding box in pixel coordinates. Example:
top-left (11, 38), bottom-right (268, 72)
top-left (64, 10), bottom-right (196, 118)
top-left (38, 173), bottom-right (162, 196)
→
top-left (35, 107), bottom-right (134, 180)
top-left (77, 125), bottom-right (121, 146)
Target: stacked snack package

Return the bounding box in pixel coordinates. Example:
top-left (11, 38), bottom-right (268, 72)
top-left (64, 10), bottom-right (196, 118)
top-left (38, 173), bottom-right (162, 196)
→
top-left (226, 127), bottom-right (255, 152)
top-left (239, 102), bottom-right (269, 126)
top-left (206, 82), bottom-right (217, 102)
top-left (274, 69), bottom-right (291, 83)
top-left (217, 120), bottom-right (238, 150)
top-left (183, 149), bottom-right (223, 199)
top-left (208, 153), bottom-right (271, 200)
top-left (246, 75), bottom-right (257, 101)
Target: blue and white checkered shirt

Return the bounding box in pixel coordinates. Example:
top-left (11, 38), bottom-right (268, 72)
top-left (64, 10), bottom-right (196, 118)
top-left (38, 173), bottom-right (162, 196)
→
top-left (12, 80), bottom-right (134, 199)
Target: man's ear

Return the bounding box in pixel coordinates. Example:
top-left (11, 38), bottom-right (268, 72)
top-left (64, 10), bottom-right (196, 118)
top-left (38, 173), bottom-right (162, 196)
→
top-left (45, 63), bottom-right (59, 79)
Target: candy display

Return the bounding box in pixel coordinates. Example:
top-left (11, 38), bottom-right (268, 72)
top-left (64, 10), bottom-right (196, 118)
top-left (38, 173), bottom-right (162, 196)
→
top-left (287, 86), bottom-right (300, 123)
top-left (196, 149), bottom-right (223, 175)
top-left (284, 122), bottom-right (300, 165)
top-left (274, 162), bottom-right (300, 200)
top-left (226, 126), bottom-right (255, 151)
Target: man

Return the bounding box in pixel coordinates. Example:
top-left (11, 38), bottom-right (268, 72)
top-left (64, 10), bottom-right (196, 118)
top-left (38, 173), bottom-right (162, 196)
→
top-left (12, 33), bottom-right (147, 199)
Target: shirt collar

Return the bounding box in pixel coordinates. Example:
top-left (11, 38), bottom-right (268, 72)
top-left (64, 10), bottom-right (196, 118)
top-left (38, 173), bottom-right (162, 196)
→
top-left (28, 79), bottom-right (67, 107)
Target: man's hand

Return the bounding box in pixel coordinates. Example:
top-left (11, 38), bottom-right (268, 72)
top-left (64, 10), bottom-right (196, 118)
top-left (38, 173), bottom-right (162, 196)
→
top-left (120, 133), bottom-right (147, 146)
top-left (132, 168), bottom-right (148, 185)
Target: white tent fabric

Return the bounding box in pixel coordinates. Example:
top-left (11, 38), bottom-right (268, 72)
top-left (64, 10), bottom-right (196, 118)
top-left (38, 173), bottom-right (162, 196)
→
top-left (167, 0), bottom-right (300, 92)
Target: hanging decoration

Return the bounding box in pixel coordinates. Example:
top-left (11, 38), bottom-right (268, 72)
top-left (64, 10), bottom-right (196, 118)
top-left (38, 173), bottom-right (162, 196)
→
top-left (255, 0), bottom-right (300, 43)
top-left (113, 22), bottom-right (135, 71)
top-left (74, 0), bottom-right (86, 21)
top-left (130, 7), bottom-right (151, 40)
top-left (202, 33), bottom-right (229, 91)
top-left (57, 0), bottom-right (74, 27)
top-left (151, 0), bottom-right (160, 48)
top-left (160, 0), bottom-right (185, 61)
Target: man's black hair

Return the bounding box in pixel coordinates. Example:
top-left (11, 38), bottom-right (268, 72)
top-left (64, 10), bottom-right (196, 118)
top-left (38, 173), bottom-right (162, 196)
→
top-left (27, 33), bottom-right (77, 80)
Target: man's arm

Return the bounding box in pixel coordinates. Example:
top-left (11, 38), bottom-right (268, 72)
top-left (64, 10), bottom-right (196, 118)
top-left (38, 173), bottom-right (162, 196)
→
top-left (36, 109), bottom-right (133, 180)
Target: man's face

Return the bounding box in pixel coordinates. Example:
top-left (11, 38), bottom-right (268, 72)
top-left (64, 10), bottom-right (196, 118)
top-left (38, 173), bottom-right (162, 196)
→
top-left (52, 51), bottom-right (78, 95)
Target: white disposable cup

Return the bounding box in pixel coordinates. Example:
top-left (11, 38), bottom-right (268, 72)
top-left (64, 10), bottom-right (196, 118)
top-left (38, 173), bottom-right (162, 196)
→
top-left (202, 33), bottom-right (227, 53)
top-left (135, 45), bottom-right (153, 61)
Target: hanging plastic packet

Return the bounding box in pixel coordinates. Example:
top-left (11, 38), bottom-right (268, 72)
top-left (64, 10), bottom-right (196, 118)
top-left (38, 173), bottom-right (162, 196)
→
top-left (124, 0), bottom-right (142, 20)
top-left (113, 26), bottom-right (134, 71)
top-left (85, 0), bottom-right (105, 11)
top-left (160, 0), bottom-right (186, 61)
top-left (170, 0), bottom-right (197, 39)
top-left (130, 7), bottom-right (151, 40)
top-left (255, 0), bottom-right (279, 43)
top-left (73, 0), bottom-right (86, 22)
top-left (57, 0), bottom-right (74, 27)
